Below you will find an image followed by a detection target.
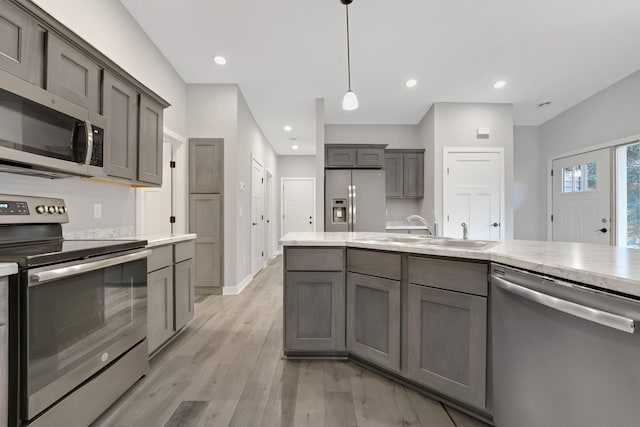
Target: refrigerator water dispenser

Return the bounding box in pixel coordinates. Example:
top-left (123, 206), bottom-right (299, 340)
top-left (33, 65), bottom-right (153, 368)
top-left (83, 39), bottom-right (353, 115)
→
top-left (332, 199), bottom-right (347, 223)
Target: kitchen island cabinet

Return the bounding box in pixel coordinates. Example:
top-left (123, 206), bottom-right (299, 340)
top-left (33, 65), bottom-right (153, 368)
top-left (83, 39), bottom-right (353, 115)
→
top-left (284, 248), bottom-right (346, 355)
top-left (280, 232), bottom-right (640, 423)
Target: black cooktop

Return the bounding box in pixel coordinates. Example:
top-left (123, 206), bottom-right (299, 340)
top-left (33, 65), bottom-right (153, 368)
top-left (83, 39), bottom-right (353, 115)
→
top-left (0, 239), bottom-right (147, 268)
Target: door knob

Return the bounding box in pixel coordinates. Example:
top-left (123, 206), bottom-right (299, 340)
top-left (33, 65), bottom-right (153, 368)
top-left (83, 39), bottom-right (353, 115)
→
top-left (252, 222), bottom-right (258, 226)
top-left (309, 221), bottom-right (313, 224)
top-left (596, 228), bottom-right (608, 233)
top-left (491, 222), bottom-right (500, 227)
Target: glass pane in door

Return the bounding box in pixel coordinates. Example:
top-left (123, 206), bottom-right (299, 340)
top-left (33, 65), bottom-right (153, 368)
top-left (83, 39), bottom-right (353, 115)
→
top-left (616, 142), bottom-right (640, 248)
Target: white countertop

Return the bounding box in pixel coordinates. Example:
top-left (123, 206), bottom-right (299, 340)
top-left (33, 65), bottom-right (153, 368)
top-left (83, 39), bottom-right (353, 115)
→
top-left (280, 232), bottom-right (640, 298)
top-left (0, 263), bottom-right (18, 277)
top-left (119, 233), bottom-right (197, 248)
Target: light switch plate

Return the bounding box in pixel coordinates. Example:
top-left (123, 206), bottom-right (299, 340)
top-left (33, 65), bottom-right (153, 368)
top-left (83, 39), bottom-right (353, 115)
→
top-left (93, 203), bottom-right (102, 219)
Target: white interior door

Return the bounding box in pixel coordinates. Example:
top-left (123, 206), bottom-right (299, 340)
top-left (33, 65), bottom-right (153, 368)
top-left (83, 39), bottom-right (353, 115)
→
top-left (136, 142), bottom-right (172, 234)
top-left (443, 150), bottom-right (503, 240)
top-left (282, 178), bottom-right (315, 235)
top-left (251, 158), bottom-right (265, 274)
top-left (265, 171), bottom-right (274, 259)
top-left (552, 148), bottom-right (611, 244)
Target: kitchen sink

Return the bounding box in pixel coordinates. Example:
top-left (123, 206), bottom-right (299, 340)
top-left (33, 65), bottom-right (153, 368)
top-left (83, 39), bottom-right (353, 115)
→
top-left (357, 235), bottom-right (496, 249)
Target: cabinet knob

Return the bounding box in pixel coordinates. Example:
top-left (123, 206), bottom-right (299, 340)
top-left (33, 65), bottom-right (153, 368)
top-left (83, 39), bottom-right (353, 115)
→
top-left (491, 222), bottom-right (500, 227)
top-left (252, 222), bottom-right (258, 226)
top-left (596, 228), bottom-right (608, 233)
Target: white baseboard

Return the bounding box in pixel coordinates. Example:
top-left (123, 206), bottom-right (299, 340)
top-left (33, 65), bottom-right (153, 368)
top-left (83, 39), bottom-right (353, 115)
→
top-left (222, 272), bottom-right (254, 295)
top-left (274, 249), bottom-right (282, 257)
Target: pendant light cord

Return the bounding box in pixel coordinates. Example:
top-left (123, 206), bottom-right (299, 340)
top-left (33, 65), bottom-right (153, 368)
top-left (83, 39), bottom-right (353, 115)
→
top-left (345, 4), bottom-right (352, 91)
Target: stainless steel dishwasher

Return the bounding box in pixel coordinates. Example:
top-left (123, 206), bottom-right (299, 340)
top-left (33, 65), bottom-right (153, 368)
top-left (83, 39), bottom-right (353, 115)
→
top-left (491, 264), bottom-right (640, 427)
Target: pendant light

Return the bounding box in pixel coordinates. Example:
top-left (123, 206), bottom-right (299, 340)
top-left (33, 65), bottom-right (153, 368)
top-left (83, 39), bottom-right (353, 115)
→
top-left (341, 0), bottom-right (359, 111)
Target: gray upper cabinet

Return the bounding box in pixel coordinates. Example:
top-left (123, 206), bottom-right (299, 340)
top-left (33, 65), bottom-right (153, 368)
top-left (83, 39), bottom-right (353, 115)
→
top-left (325, 144), bottom-right (387, 168)
top-left (326, 146), bottom-right (356, 167)
top-left (356, 148), bottom-right (385, 167)
top-left (347, 272), bottom-right (400, 371)
top-left (0, 1), bottom-right (44, 86)
top-left (403, 151), bottom-right (424, 197)
top-left (46, 33), bottom-right (101, 113)
top-left (103, 71), bottom-right (137, 180)
top-left (407, 283), bottom-right (487, 409)
top-left (385, 149), bottom-right (424, 198)
top-left (189, 138), bottom-right (224, 193)
top-left (189, 194), bottom-right (222, 292)
top-left (385, 152), bottom-right (403, 197)
top-left (138, 95), bottom-right (163, 185)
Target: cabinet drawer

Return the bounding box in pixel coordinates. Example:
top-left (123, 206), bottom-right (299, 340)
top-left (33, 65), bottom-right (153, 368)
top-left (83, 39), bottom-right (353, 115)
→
top-left (286, 248), bottom-right (344, 271)
top-left (175, 241), bottom-right (195, 263)
top-left (147, 245), bottom-right (173, 273)
top-left (408, 257), bottom-right (488, 296)
top-left (348, 249), bottom-right (401, 280)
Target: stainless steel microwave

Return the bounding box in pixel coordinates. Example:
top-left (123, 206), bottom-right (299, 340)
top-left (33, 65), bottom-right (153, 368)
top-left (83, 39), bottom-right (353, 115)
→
top-left (0, 69), bottom-right (106, 178)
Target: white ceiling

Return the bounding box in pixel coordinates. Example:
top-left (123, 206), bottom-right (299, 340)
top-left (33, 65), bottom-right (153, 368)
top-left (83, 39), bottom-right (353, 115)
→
top-left (120, 0), bottom-right (640, 155)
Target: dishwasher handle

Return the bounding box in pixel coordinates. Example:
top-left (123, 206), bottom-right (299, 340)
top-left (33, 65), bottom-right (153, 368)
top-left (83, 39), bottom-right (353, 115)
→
top-left (492, 275), bottom-right (636, 334)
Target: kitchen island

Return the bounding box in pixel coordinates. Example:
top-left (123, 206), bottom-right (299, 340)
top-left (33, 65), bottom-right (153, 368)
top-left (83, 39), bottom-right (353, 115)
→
top-left (280, 232), bottom-right (640, 425)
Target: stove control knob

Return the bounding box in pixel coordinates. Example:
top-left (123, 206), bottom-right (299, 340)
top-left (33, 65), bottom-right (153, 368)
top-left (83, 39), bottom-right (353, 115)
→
top-left (57, 206), bottom-right (66, 214)
top-left (36, 205), bottom-right (46, 214)
top-left (47, 206), bottom-right (57, 214)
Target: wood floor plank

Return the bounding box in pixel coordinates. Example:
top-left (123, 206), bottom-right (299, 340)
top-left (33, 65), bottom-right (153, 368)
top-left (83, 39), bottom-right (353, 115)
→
top-left (91, 255), bottom-right (489, 427)
top-left (446, 407), bottom-right (489, 427)
top-left (292, 360), bottom-right (326, 427)
top-left (406, 389), bottom-right (455, 427)
top-left (164, 401), bottom-right (209, 427)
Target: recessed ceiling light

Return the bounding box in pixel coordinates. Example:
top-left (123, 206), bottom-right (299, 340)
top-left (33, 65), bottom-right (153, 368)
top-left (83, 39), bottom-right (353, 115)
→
top-left (292, 145), bottom-right (299, 150)
top-left (284, 125), bottom-right (292, 132)
top-left (537, 101), bottom-right (552, 108)
top-left (493, 80), bottom-right (506, 89)
top-left (214, 56), bottom-right (227, 65)
top-left (406, 79), bottom-right (418, 88)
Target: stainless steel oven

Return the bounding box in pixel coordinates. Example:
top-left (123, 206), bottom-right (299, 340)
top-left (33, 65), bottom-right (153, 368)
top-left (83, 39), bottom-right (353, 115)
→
top-left (0, 194), bottom-right (150, 427)
top-left (24, 249), bottom-right (149, 423)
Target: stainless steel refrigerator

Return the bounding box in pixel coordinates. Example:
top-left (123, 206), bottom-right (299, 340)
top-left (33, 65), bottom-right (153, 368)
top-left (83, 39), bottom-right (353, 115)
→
top-left (325, 169), bottom-right (386, 232)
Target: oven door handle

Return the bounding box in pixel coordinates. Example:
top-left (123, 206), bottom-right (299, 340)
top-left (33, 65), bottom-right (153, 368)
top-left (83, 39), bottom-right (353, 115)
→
top-left (493, 275), bottom-right (636, 334)
top-left (30, 250), bottom-right (151, 285)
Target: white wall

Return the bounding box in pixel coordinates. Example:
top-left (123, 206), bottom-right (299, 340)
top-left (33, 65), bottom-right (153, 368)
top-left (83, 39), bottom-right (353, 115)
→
top-left (315, 99), bottom-right (325, 228)
top-left (418, 103), bottom-right (514, 239)
top-left (325, 124), bottom-right (421, 149)
top-left (513, 126), bottom-right (544, 240)
top-left (418, 106), bottom-right (435, 221)
top-left (186, 84), bottom-right (278, 289)
top-left (538, 69), bottom-right (640, 236)
top-left (2, 0), bottom-right (187, 237)
top-left (237, 90), bottom-right (278, 282)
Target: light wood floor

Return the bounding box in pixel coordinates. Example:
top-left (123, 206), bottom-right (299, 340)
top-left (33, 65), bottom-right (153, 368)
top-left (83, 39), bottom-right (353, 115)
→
top-left (93, 256), bottom-right (488, 427)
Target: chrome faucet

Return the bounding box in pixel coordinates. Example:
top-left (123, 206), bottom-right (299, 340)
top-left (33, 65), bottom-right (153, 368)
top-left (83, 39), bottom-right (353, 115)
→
top-left (405, 215), bottom-right (434, 236)
top-left (461, 222), bottom-right (468, 240)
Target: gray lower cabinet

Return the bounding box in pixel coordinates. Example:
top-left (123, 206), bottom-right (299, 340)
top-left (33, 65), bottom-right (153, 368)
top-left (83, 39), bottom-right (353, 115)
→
top-left (174, 258), bottom-right (195, 331)
top-left (147, 265), bottom-right (174, 354)
top-left (189, 194), bottom-right (222, 293)
top-left (46, 32), bottom-right (101, 113)
top-left (285, 271), bottom-right (345, 352)
top-left (138, 95), bottom-right (164, 185)
top-left (347, 272), bottom-right (400, 371)
top-left (385, 150), bottom-right (424, 198)
top-left (284, 247), bottom-right (346, 353)
top-left (407, 283), bottom-right (487, 409)
top-left (103, 71), bottom-right (138, 180)
top-left (0, 1), bottom-right (44, 86)
top-left (147, 241), bottom-right (196, 355)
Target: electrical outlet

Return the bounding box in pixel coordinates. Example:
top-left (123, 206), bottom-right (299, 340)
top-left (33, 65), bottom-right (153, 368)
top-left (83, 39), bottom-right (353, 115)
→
top-left (93, 203), bottom-right (102, 219)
